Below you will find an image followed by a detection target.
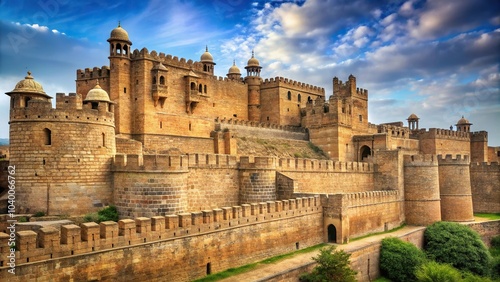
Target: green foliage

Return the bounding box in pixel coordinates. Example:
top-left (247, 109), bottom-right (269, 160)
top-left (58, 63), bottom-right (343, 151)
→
top-left (33, 211), bottom-right (45, 217)
top-left (461, 271), bottom-right (493, 282)
top-left (491, 235), bottom-right (500, 249)
top-left (424, 221), bottom-right (492, 277)
top-left (17, 216), bottom-right (27, 222)
top-left (491, 256), bottom-right (500, 279)
top-left (415, 261), bottom-right (462, 282)
top-left (474, 213), bottom-right (500, 220)
top-left (379, 237), bottom-right (427, 282)
top-left (97, 205), bottom-right (119, 222)
top-left (83, 206), bottom-right (119, 223)
top-left (300, 246), bottom-right (357, 282)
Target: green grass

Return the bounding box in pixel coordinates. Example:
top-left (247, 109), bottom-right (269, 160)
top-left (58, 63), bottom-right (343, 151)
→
top-left (373, 277), bottom-right (391, 282)
top-left (193, 243), bottom-right (327, 282)
top-left (474, 213), bottom-right (500, 220)
top-left (350, 224), bottom-right (407, 242)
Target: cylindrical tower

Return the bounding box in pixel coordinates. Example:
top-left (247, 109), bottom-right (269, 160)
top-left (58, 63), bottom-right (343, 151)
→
top-left (438, 154), bottom-right (474, 222)
top-left (239, 156), bottom-right (277, 204)
top-left (6, 75), bottom-right (116, 215)
top-left (245, 51), bottom-right (262, 122)
top-left (113, 155), bottom-right (189, 218)
top-left (403, 154), bottom-right (441, 225)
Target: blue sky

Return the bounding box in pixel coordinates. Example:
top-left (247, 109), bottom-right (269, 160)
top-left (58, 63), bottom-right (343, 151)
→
top-left (0, 0), bottom-right (499, 145)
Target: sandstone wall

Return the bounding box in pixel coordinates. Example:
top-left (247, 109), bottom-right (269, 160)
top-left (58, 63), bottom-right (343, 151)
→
top-left (0, 197), bottom-right (322, 282)
top-left (470, 162), bottom-right (500, 213)
top-left (136, 133), bottom-right (214, 154)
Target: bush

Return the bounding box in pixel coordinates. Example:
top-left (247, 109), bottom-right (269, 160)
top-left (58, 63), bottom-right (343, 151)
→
top-left (83, 212), bottom-right (99, 223)
top-left (461, 271), bottom-right (493, 282)
top-left (415, 261), bottom-right (462, 282)
top-left (98, 205), bottom-right (119, 222)
top-left (380, 237), bottom-right (427, 282)
top-left (300, 246), bottom-right (357, 282)
top-left (491, 235), bottom-right (500, 249)
top-left (424, 221), bottom-right (492, 277)
top-left (33, 211), bottom-right (45, 217)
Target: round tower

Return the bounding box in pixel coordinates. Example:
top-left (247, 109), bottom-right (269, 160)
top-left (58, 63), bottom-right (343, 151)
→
top-left (6, 76), bottom-right (115, 215)
top-left (107, 22), bottom-right (133, 135)
top-left (403, 154), bottom-right (442, 225)
top-left (244, 51), bottom-right (262, 122)
top-left (437, 154), bottom-right (474, 222)
top-left (200, 46), bottom-right (216, 75)
top-left (239, 156), bottom-right (277, 204)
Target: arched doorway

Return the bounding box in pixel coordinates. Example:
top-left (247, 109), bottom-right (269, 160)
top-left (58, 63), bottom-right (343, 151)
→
top-left (360, 145), bottom-right (371, 161)
top-left (328, 224), bottom-right (337, 243)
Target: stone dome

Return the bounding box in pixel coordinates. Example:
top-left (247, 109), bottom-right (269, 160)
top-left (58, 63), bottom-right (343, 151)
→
top-left (247, 51), bottom-right (260, 67)
top-left (7, 71), bottom-right (47, 96)
top-left (407, 113), bottom-right (419, 120)
top-left (200, 46), bottom-right (214, 63)
top-left (456, 116), bottom-right (471, 125)
top-left (109, 23), bottom-right (131, 43)
top-left (85, 81), bottom-right (110, 102)
top-left (228, 61), bottom-right (241, 74)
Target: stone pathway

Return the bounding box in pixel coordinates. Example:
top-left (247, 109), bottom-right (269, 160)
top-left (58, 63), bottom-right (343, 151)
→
top-left (218, 225), bottom-right (425, 282)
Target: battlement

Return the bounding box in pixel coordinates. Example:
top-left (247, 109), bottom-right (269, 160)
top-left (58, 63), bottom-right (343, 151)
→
top-left (132, 48), bottom-right (202, 71)
top-left (113, 154), bottom-right (189, 172)
top-left (471, 131), bottom-right (488, 141)
top-left (261, 76), bottom-right (325, 95)
top-left (187, 153), bottom-right (237, 168)
top-left (0, 196), bottom-right (320, 266)
top-left (239, 156), bottom-right (278, 169)
top-left (417, 128), bottom-right (470, 140)
top-left (215, 117), bottom-right (307, 133)
top-left (378, 124), bottom-right (410, 139)
top-left (278, 158), bottom-right (373, 172)
top-left (76, 66), bottom-right (110, 80)
top-left (403, 154), bottom-right (438, 166)
top-left (10, 93), bottom-right (114, 125)
top-left (332, 75), bottom-right (368, 98)
top-left (437, 154), bottom-right (470, 165)
top-left (470, 161), bottom-right (500, 171)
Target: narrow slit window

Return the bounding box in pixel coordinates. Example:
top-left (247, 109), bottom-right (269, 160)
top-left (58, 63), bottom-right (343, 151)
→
top-left (102, 133), bottom-right (106, 147)
top-left (43, 128), bottom-right (52, 145)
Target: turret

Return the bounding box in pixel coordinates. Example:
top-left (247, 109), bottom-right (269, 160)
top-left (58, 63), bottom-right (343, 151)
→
top-left (6, 71), bottom-right (52, 110)
top-left (244, 51), bottom-right (263, 122)
top-left (227, 60), bottom-right (241, 80)
top-left (200, 46), bottom-right (215, 75)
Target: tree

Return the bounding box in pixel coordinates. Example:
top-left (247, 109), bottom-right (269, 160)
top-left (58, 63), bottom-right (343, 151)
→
top-left (379, 237), bottom-right (427, 282)
top-left (300, 246), bottom-right (357, 282)
top-left (424, 221), bottom-right (492, 277)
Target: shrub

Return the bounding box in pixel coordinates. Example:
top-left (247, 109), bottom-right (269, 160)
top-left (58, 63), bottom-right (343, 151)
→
top-left (17, 216), bottom-right (27, 223)
top-left (461, 271), bottom-right (493, 282)
top-left (491, 256), bottom-right (500, 280)
top-left (424, 221), bottom-right (492, 277)
top-left (83, 212), bottom-right (99, 223)
top-left (491, 235), bottom-right (500, 249)
top-left (379, 237), bottom-right (426, 282)
top-left (33, 211), bottom-right (45, 217)
top-left (415, 261), bottom-right (462, 282)
top-left (300, 246), bottom-right (357, 282)
top-left (97, 205), bottom-right (119, 222)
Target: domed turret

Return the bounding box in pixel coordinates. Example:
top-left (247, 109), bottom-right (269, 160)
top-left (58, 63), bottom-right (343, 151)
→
top-left (108, 22), bottom-right (131, 44)
top-left (227, 60), bottom-right (241, 80)
top-left (7, 71), bottom-right (50, 97)
top-left (200, 46), bottom-right (216, 74)
top-left (245, 50), bottom-right (262, 77)
top-left (456, 115), bottom-right (472, 132)
top-left (85, 81), bottom-right (110, 102)
top-left (407, 113), bottom-right (419, 131)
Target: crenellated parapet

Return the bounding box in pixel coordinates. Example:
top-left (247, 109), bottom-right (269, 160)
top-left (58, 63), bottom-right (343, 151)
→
top-left (333, 75), bottom-right (368, 99)
top-left (261, 76), bottom-right (325, 95)
top-left (113, 154), bottom-right (188, 172)
top-left (378, 124), bottom-right (410, 139)
top-left (417, 128), bottom-right (470, 140)
top-left (10, 93), bottom-right (114, 126)
top-left (215, 117), bottom-right (307, 133)
top-left (76, 66), bottom-right (110, 80)
top-left (131, 48), bottom-right (203, 71)
top-left (187, 153), bottom-right (237, 168)
top-left (437, 154), bottom-right (470, 165)
top-left (0, 196), bottom-right (320, 266)
top-left (470, 161), bottom-right (500, 171)
top-left (403, 154), bottom-right (438, 166)
top-left (471, 131), bottom-right (488, 141)
top-left (278, 158), bottom-right (373, 172)
top-left (342, 190), bottom-right (399, 208)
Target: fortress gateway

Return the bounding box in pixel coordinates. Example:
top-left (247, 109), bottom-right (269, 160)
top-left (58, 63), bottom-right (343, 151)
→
top-left (1, 24), bottom-right (499, 281)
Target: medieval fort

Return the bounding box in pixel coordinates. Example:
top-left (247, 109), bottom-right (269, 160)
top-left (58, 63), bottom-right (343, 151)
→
top-left (0, 24), bottom-right (498, 281)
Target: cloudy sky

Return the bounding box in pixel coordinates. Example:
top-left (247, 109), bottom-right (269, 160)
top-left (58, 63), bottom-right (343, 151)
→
top-left (0, 0), bottom-right (499, 145)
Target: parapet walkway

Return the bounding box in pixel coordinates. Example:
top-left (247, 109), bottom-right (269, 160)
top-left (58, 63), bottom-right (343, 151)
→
top-left (218, 225), bottom-right (425, 282)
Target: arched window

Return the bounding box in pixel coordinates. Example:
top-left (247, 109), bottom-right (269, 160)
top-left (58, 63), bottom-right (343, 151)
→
top-left (307, 96), bottom-right (312, 103)
top-left (360, 145), bottom-right (371, 161)
top-left (190, 82), bottom-right (196, 90)
top-left (287, 91), bottom-right (291, 100)
top-left (43, 128), bottom-right (51, 145)
top-left (203, 65), bottom-right (207, 72)
top-left (116, 43), bottom-right (122, 55)
top-left (298, 94), bottom-right (301, 102)
top-left (152, 76), bottom-right (157, 84)
top-left (123, 45), bottom-right (128, 55)
top-left (24, 97), bottom-right (31, 108)
top-left (328, 224), bottom-right (337, 243)
top-left (199, 84), bottom-right (203, 93)
top-left (159, 76), bottom-right (165, 85)
top-left (204, 85), bottom-right (207, 93)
